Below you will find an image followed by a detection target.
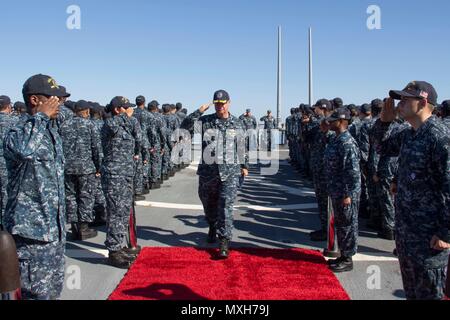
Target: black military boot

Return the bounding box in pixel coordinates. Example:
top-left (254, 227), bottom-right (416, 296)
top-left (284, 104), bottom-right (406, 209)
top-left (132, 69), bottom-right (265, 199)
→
top-left (327, 256), bottom-right (344, 266)
top-left (207, 227), bottom-right (217, 244)
top-left (163, 174), bottom-right (169, 181)
top-left (330, 256), bottom-right (353, 273)
top-left (366, 219), bottom-right (382, 231)
top-left (218, 239), bottom-right (230, 259)
top-left (309, 229), bottom-right (327, 242)
top-left (142, 187), bottom-right (150, 195)
top-left (72, 223), bottom-right (98, 240)
top-left (122, 245), bottom-right (142, 256)
top-left (378, 228), bottom-right (395, 240)
top-left (135, 194), bottom-right (146, 201)
top-left (108, 251), bottom-right (133, 269)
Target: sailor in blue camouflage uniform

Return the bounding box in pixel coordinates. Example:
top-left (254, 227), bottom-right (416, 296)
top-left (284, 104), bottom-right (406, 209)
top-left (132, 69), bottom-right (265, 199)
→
top-left (163, 104), bottom-right (178, 177)
top-left (304, 99), bottom-right (335, 241)
top-left (240, 108), bottom-right (258, 154)
top-left (3, 74), bottom-right (67, 300)
top-left (102, 96), bottom-right (141, 269)
top-left (147, 101), bottom-right (166, 188)
top-left (375, 81), bottom-right (449, 300)
top-left (0, 96), bottom-right (19, 227)
top-left (285, 108), bottom-right (295, 162)
top-left (89, 103), bottom-right (107, 226)
top-left (181, 90), bottom-right (249, 259)
top-left (133, 96), bottom-right (151, 199)
top-left (60, 100), bottom-right (102, 240)
top-left (12, 101), bottom-right (28, 120)
top-left (349, 104), bottom-right (364, 141)
top-left (260, 110), bottom-right (276, 152)
top-left (356, 103), bottom-right (373, 218)
top-left (359, 99), bottom-right (383, 229)
top-left (323, 107), bottom-right (361, 273)
top-left (372, 116), bottom-right (407, 240)
top-left (175, 103), bottom-right (188, 168)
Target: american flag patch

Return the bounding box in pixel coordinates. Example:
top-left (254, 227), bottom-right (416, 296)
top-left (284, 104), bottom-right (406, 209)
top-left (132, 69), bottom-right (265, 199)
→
top-left (419, 91), bottom-right (429, 99)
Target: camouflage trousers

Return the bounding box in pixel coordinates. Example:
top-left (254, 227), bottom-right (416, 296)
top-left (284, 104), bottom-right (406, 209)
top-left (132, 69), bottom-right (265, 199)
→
top-left (331, 196), bottom-right (360, 257)
top-left (396, 239), bottom-right (449, 300)
top-left (134, 157), bottom-right (144, 194)
top-left (64, 174), bottom-right (96, 224)
top-left (198, 174), bottom-right (239, 241)
top-left (104, 175), bottom-right (134, 252)
top-left (359, 172), bottom-right (369, 216)
top-left (311, 165), bottom-right (328, 231)
top-left (377, 176), bottom-right (395, 231)
top-left (0, 168), bottom-right (8, 226)
top-left (162, 144), bottom-right (172, 175)
top-left (93, 175), bottom-right (106, 221)
top-left (149, 149), bottom-right (162, 183)
top-left (287, 138), bottom-right (294, 160)
top-left (14, 236), bottom-right (65, 300)
top-left (367, 174), bottom-right (381, 224)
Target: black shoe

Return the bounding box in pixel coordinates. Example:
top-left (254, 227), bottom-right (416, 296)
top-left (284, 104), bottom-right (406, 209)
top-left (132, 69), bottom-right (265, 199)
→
top-left (207, 227), bottom-right (217, 244)
top-left (108, 251), bottom-right (133, 269)
top-left (366, 220), bottom-right (382, 231)
top-left (378, 229), bottom-right (395, 240)
top-left (135, 195), bottom-right (146, 201)
top-left (153, 183), bottom-right (161, 189)
top-left (72, 223), bottom-right (98, 240)
top-left (327, 256), bottom-right (344, 266)
top-left (310, 229), bottom-right (327, 242)
top-left (163, 174), bottom-right (169, 181)
top-left (330, 257), bottom-right (353, 273)
top-left (122, 245), bottom-right (142, 256)
top-left (89, 218), bottom-right (106, 228)
top-left (142, 189), bottom-right (150, 195)
top-left (218, 239), bottom-right (229, 259)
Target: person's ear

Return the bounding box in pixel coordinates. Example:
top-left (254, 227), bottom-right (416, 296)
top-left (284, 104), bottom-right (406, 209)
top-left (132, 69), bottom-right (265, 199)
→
top-left (29, 95), bottom-right (40, 107)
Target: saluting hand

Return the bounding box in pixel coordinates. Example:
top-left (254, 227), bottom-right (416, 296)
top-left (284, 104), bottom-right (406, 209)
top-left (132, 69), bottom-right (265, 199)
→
top-left (199, 103), bottom-right (212, 113)
top-left (37, 96), bottom-right (60, 119)
top-left (381, 98), bottom-right (396, 123)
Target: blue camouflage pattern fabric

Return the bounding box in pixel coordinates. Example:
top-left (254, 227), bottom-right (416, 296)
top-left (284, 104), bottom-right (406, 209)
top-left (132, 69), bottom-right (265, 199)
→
top-left (147, 111), bottom-right (166, 183)
top-left (0, 112), bottom-right (19, 226)
top-left (359, 117), bottom-right (381, 223)
top-left (239, 114), bottom-right (258, 152)
top-left (4, 112), bottom-right (66, 242)
top-left (304, 116), bottom-right (334, 231)
top-left (372, 118), bottom-right (406, 231)
top-left (260, 115), bottom-right (276, 151)
top-left (162, 113), bottom-right (178, 173)
top-left (3, 111), bottom-right (66, 300)
top-left (101, 113), bottom-right (136, 252)
top-left (181, 110), bottom-right (248, 240)
top-left (60, 115), bottom-right (102, 223)
top-left (92, 118), bottom-right (106, 219)
top-left (324, 130), bottom-right (361, 257)
top-left (349, 117), bottom-right (363, 141)
top-left (130, 111), bottom-right (148, 194)
top-left (374, 115), bottom-right (450, 300)
top-left (14, 235), bottom-right (65, 300)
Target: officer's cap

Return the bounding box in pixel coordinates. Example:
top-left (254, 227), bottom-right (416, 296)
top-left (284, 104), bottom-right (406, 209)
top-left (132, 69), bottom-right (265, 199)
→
top-left (213, 90), bottom-right (230, 104)
top-left (0, 95), bottom-right (11, 107)
top-left (326, 107), bottom-right (351, 122)
top-left (22, 74), bottom-right (68, 97)
top-left (389, 81), bottom-right (438, 106)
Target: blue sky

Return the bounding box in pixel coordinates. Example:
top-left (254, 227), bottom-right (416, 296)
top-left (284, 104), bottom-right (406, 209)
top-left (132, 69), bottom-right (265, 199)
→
top-left (1, 0), bottom-right (449, 119)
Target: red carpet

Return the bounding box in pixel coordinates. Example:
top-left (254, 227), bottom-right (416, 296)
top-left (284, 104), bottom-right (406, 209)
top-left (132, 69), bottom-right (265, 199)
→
top-left (109, 247), bottom-right (350, 300)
